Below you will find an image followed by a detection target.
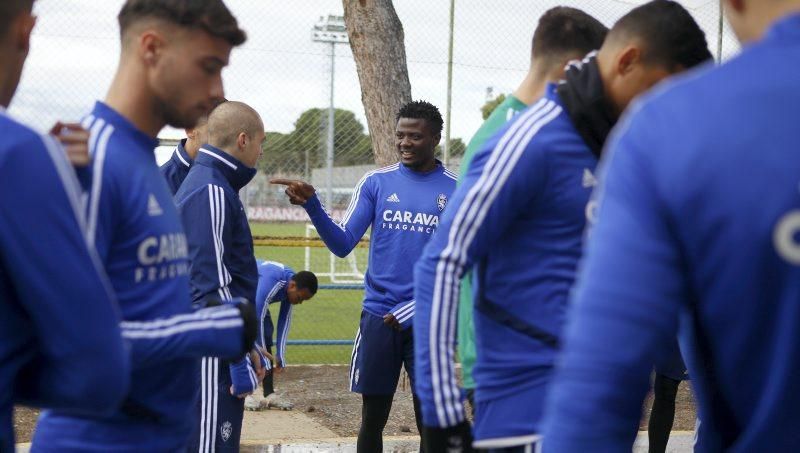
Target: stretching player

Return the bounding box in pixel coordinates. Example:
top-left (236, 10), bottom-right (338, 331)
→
top-left (32, 2), bottom-right (255, 452)
top-left (0, 1), bottom-right (129, 449)
top-left (245, 261), bottom-right (318, 411)
top-left (456, 6), bottom-right (608, 410)
top-left (272, 101), bottom-right (456, 453)
top-left (161, 98), bottom-right (225, 194)
top-left (413, 2), bottom-right (711, 451)
top-left (542, 1), bottom-right (800, 451)
top-left (177, 101), bottom-right (266, 453)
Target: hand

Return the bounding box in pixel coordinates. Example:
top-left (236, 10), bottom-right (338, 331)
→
top-left (249, 349), bottom-right (267, 382)
top-left (270, 178), bottom-right (316, 205)
top-left (422, 421), bottom-right (474, 452)
top-left (50, 122), bottom-right (91, 167)
top-left (230, 385), bottom-right (253, 399)
top-left (274, 364), bottom-right (285, 375)
top-left (383, 313), bottom-right (401, 331)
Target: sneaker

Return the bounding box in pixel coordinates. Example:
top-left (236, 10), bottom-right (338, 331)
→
top-left (264, 393), bottom-right (294, 411)
top-left (244, 394), bottom-right (266, 411)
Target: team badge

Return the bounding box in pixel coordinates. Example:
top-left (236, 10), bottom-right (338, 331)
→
top-left (221, 421), bottom-right (232, 442)
top-left (437, 193), bottom-right (447, 212)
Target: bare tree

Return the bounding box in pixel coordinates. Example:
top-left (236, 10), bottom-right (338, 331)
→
top-left (343, 0), bottom-right (412, 167)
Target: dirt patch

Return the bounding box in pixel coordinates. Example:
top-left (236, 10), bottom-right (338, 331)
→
top-left (13, 365), bottom-right (696, 444)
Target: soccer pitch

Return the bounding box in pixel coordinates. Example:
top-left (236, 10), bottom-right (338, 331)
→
top-left (251, 223), bottom-right (364, 364)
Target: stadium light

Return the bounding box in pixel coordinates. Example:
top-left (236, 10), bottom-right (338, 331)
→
top-left (312, 15), bottom-right (348, 208)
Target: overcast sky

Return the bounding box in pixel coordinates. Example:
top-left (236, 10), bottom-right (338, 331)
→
top-left (11, 0), bottom-right (738, 157)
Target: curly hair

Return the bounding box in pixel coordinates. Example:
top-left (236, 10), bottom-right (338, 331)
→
top-left (395, 100), bottom-right (443, 136)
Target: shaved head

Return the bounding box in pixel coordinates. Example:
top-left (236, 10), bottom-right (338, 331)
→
top-left (207, 101), bottom-right (263, 149)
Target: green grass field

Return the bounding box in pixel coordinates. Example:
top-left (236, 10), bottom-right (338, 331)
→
top-left (252, 222), bottom-right (367, 364)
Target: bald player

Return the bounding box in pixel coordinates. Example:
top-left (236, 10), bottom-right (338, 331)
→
top-left (176, 101), bottom-right (266, 453)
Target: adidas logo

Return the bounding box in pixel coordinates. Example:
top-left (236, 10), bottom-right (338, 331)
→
top-left (147, 193), bottom-right (163, 216)
top-left (386, 193), bottom-right (400, 203)
top-left (582, 168), bottom-right (597, 188)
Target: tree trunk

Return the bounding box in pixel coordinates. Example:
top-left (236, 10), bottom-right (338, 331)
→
top-left (343, 0), bottom-right (412, 167)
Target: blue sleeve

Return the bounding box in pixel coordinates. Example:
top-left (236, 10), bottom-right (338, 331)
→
top-left (542, 109), bottom-right (685, 452)
top-left (413, 132), bottom-right (550, 428)
top-left (274, 299), bottom-right (293, 367)
top-left (179, 184), bottom-right (235, 301)
top-left (302, 174), bottom-right (375, 258)
top-left (4, 134), bottom-right (129, 414)
top-left (388, 299), bottom-right (415, 331)
top-left (119, 304), bottom-right (246, 367)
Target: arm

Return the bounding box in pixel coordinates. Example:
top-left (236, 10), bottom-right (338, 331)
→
top-left (274, 299), bottom-right (293, 367)
top-left (255, 275), bottom-right (283, 371)
top-left (6, 134), bottom-right (129, 414)
top-left (542, 110), bottom-right (685, 452)
top-left (387, 300), bottom-right (415, 331)
top-left (414, 111), bottom-right (553, 430)
top-left (271, 177), bottom-right (374, 258)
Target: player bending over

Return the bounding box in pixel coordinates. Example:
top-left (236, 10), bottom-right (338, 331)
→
top-left (272, 101), bottom-right (456, 453)
top-left (245, 261), bottom-right (318, 411)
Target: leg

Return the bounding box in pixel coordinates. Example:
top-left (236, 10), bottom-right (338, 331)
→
top-left (648, 373), bottom-right (681, 453)
top-left (357, 394), bottom-right (394, 453)
top-left (263, 345), bottom-right (275, 397)
top-left (215, 358), bottom-right (245, 452)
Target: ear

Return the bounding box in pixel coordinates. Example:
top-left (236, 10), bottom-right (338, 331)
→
top-left (432, 133), bottom-right (441, 148)
top-left (726, 0), bottom-right (746, 14)
top-left (185, 128), bottom-right (196, 140)
top-left (139, 30), bottom-right (166, 67)
top-left (287, 280), bottom-right (297, 291)
top-left (12, 13), bottom-right (36, 54)
top-left (616, 45), bottom-right (641, 77)
top-left (237, 131), bottom-right (248, 150)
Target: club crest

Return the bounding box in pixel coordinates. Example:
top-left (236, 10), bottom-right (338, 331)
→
top-left (437, 193), bottom-right (447, 212)
top-left (221, 421), bottom-right (232, 442)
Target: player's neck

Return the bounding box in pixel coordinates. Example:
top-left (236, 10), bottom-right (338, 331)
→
top-left (406, 159), bottom-right (437, 174)
top-left (513, 70), bottom-right (547, 106)
top-left (105, 62), bottom-right (165, 138)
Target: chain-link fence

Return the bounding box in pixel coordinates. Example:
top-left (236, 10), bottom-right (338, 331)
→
top-left (13, 0), bottom-right (739, 363)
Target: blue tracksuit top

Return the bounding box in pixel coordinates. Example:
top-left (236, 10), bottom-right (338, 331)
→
top-left (160, 138), bottom-right (192, 195)
top-left (543, 14), bottom-right (800, 453)
top-left (255, 261), bottom-right (295, 367)
top-left (414, 85), bottom-right (597, 429)
top-left (175, 144), bottom-right (259, 306)
top-left (34, 102), bottom-right (245, 452)
top-left (302, 161), bottom-right (456, 324)
top-left (0, 111), bottom-right (129, 451)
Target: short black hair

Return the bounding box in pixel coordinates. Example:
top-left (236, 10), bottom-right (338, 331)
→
top-left (0, 0), bottom-right (34, 35)
top-left (396, 100), bottom-right (444, 136)
top-left (118, 0), bottom-right (246, 46)
top-left (531, 7), bottom-right (608, 67)
top-left (609, 0), bottom-right (712, 71)
top-left (292, 271), bottom-right (318, 295)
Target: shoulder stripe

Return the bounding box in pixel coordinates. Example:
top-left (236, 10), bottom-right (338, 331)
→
top-left (338, 163), bottom-right (399, 229)
top-left (260, 281), bottom-right (285, 347)
top-left (86, 122), bottom-right (115, 248)
top-left (209, 184), bottom-right (232, 300)
top-left (428, 98), bottom-right (561, 427)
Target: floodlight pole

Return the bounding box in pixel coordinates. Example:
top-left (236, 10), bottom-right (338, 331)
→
top-left (327, 41), bottom-right (336, 208)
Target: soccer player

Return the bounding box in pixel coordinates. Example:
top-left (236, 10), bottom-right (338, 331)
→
top-left (272, 100), bottom-right (456, 453)
top-left (161, 99), bottom-right (225, 195)
top-left (648, 341), bottom-right (689, 453)
top-left (176, 101), bottom-right (266, 453)
top-left (0, 1), bottom-right (129, 449)
top-left (456, 6), bottom-right (608, 410)
top-left (542, 0), bottom-right (800, 451)
top-left (245, 261), bottom-right (319, 411)
top-left (31, 2), bottom-right (255, 452)
top-left (413, 1), bottom-right (712, 451)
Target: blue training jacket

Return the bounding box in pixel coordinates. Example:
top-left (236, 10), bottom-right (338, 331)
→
top-left (160, 138), bottom-right (192, 195)
top-left (255, 261), bottom-right (295, 368)
top-left (0, 111), bottom-right (130, 451)
top-left (302, 162), bottom-right (456, 324)
top-left (414, 85), bottom-right (597, 433)
top-left (33, 102), bottom-right (246, 452)
top-left (543, 14), bottom-right (800, 452)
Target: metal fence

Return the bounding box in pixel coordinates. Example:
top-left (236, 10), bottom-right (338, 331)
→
top-left (13, 0), bottom-right (739, 363)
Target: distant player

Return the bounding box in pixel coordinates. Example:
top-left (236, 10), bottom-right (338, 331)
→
top-left (648, 340), bottom-right (689, 453)
top-left (456, 6), bottom-right (608, 410)
top-left (272, 100), bottom-right (456, 453)
top-left (413, 1), bottom-right (712, 451)
top-left (177, 101), bottom-right (266, 453)
top-left (161, 99), bottom-right (225, 195)
top-left (32, 2), bottom-right (255, 452)
top-left (245, 261), bottom-right (318, 411)
top-left (542, 1), bottom-right (800, 451)
top-left (0, 1), bottom-right (129, 449)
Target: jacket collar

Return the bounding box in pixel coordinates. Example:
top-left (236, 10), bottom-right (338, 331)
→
top-left (172, 139), bottom-right (192, 168)
top-left (556, 52), bottom-right (617, 158)
top-left (90, 101), bottom-right (159, 152)
top-left (195, 144), bottom-right (257, 191)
